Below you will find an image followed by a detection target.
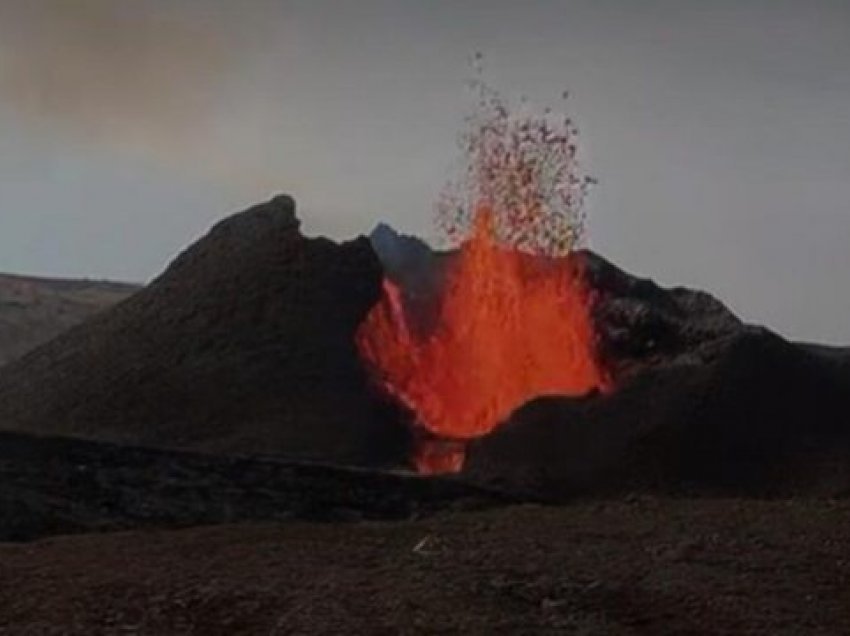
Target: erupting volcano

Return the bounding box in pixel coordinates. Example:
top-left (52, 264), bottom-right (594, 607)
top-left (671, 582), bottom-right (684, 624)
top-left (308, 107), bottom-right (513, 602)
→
top-left (357, 71), bottom-right (609, 472)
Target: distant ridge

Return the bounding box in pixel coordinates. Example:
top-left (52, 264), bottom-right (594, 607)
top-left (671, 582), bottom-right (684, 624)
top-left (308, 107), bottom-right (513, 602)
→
top-left (0, 272), bottom-right (138, 366)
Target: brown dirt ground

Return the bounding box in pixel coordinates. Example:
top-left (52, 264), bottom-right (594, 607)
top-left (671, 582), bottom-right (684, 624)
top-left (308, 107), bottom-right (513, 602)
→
top-left (1, 497), bottom-right (848, 635)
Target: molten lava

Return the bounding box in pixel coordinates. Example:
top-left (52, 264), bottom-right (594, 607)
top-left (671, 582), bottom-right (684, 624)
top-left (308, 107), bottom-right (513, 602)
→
top-left (356, 209), bottom-right (607, 472)
top-left (358, 68), bottom-right (608, 473)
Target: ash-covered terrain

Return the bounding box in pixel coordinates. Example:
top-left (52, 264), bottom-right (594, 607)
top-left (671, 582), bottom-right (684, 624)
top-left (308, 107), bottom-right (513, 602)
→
top-left (1, 195), bottom-right (848, 634)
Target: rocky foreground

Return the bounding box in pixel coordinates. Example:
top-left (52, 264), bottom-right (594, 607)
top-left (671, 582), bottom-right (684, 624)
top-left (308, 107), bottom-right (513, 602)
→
top-left (2, 500), bottom-right (849, 634)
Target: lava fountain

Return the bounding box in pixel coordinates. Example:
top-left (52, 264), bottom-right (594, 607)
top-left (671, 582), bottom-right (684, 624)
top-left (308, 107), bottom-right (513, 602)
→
top-left (357, 68), bottom-right (609, 472)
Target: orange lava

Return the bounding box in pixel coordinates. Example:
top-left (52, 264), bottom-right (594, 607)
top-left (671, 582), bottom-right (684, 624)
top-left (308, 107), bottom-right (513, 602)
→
top-left (356, 208), bottom-right (607, 473)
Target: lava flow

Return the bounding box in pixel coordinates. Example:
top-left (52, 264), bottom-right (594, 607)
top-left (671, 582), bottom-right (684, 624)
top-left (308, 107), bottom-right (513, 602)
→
top-left (356, 208), bottom-right (607, 473)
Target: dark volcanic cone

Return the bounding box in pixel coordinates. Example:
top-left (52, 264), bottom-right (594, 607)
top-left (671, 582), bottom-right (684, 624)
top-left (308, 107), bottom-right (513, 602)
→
top-left (465, 327), bottom-right (850, 499)
top-left (0, 195), bottom-right (411, 467)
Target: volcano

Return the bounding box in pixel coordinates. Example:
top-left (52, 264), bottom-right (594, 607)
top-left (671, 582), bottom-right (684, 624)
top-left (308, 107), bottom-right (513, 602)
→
top-left (0, 195), bottom-right (848, 500)
top-left (0, 196), bottom-right (410, 467)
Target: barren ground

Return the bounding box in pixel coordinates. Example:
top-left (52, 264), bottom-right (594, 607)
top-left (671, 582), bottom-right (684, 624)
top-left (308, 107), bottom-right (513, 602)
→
top-left (1, 497), bottom-right (848, 635)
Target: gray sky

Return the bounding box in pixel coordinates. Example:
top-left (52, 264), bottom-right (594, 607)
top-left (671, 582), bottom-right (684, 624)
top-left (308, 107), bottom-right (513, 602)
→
top-left (0, 1), bottom-right (848, 343)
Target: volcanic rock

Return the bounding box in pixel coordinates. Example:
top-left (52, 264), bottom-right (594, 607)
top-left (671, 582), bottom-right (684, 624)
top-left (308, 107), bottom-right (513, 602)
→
top-left (465, 327), bottom-right (850, 498)
top-left (579, 250), bottom-right (745, 374)
top-left (369, 223), bottom-right (444, 298)
top-left (0, 195), bottom-right (410, 467)
top-left (0, 429), bottom-right (505, 542)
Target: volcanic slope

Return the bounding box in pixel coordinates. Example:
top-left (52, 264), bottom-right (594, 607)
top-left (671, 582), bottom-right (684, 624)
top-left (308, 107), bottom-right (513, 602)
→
top-left (462, 254), bottom-right (850, 498)
top-left (0, 195), bottom-right (409, 467)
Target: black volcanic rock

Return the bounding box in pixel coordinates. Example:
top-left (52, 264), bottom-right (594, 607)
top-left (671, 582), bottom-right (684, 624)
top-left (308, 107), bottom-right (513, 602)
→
top-left (0, 430), bottom-right (506, 542)
top-left (0, 195), bottom-right (410, 467)
top-left (369, 223), bottom-right (448, 298)
top-left (465, 327), bottom-right (850, 499)
top-left (578, 250), bottom-right (744, 375)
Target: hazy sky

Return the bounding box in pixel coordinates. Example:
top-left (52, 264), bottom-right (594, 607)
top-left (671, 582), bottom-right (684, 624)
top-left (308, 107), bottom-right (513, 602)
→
top-left (0, 1), bottom-right (848, 343)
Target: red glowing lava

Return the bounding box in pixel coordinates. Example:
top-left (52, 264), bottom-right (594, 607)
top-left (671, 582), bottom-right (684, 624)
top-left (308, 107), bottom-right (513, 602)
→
top-left (357, 208), bottom-right (607, 472)
top-left (356, 67), bottom-right (608, 472)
